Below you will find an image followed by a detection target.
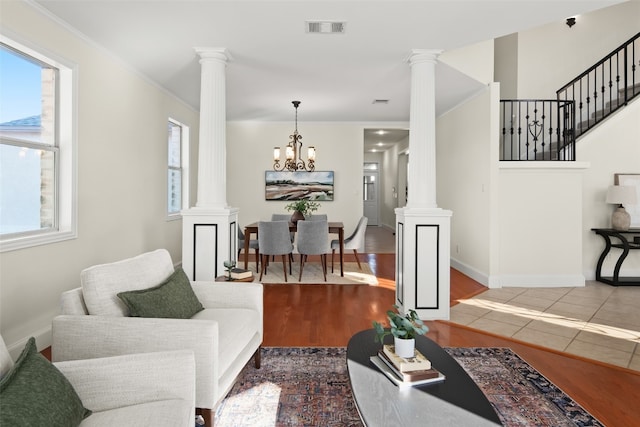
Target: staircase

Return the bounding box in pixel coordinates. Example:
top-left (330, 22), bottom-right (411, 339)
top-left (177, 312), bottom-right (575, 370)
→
top-left (500, 32), bottom-right (639, 161)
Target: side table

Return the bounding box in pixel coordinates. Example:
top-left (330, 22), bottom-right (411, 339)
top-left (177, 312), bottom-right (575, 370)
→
top-left (591, 228), bottom-right (640, 286)
top-left (215, 274), bottom-right (255, 282)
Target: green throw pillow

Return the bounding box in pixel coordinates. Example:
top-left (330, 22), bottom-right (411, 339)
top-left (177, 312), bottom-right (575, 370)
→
top-left (0, 337), bottom-right (91, 427)
top-left (117, 267), bottom-right (204, 318)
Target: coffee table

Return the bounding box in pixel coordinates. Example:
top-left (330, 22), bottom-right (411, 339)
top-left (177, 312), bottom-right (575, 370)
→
top-left (346, 329), bottom-right (501, 426)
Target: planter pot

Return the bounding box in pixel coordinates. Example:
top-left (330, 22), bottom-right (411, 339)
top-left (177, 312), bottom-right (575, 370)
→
top-left (394, 336), bottom-right (415, 358)
top-left (291, 211), bottom-right (305, 224)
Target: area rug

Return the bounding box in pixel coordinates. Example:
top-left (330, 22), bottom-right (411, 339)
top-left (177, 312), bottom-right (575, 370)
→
top-left (245, 262), bottom-right (378, 285)
top-left (214, 347), bottom-right (603, 427)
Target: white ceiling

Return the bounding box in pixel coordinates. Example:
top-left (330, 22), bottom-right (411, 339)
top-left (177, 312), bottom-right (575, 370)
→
top-left (32, 0), bottom-right (622, 151)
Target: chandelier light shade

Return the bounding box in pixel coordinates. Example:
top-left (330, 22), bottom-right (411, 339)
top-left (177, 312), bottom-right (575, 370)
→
top-left (273, 101), bottom-right (315, 172)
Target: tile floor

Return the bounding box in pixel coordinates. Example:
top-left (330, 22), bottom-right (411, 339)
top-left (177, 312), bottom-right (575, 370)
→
top-left (450, 281), bottom-right (640, 370)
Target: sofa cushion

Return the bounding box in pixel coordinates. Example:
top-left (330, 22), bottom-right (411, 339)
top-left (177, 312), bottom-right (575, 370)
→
top-left (78, 399), bottom-right (191, 427)
top-left (81, 249), bottom-right (175, 316)
top-left (0, 337), bottom-right (91, 426)
top-left (117, 268), bottom-right (204, 319)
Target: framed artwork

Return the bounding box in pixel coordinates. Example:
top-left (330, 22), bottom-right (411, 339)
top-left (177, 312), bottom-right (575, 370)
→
top-left (265, 171), bottom-right (334, 201)
top-left (615, 173), bottom-right (640, 227)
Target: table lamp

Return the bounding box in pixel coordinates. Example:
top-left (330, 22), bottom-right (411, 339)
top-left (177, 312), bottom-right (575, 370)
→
top-left (606, 185), bottom-right (637, 230)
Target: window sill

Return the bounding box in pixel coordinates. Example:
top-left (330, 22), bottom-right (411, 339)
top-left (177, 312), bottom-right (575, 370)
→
top-left (0, 230), bottom-right (77, 253)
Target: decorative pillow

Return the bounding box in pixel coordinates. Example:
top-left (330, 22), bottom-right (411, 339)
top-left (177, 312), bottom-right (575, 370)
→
top-left (0, 337), bottom-right (91, 426)
top-left (117, 267), bottom-right (204, 319)
top-left (81, 249), bottom-right (175, 317)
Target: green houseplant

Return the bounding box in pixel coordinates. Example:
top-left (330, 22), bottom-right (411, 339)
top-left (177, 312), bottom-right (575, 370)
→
top-left (372, 305), bottom-right (429, 358)
top-left (285, 200), bottom-right (320, 223)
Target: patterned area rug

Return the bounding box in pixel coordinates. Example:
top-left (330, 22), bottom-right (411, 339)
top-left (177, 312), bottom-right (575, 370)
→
top-left (246, 262), bottom-right (378, 285)
top-left (214, 347), bottom-right (603, 427)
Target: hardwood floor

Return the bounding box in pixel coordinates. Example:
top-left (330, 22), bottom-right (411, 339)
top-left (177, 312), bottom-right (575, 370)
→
top-left (263, 253), bottom-right (640, 427)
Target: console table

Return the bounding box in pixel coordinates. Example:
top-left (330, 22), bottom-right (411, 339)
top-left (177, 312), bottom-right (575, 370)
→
top-left (592, 228), bottom-right (640, 286)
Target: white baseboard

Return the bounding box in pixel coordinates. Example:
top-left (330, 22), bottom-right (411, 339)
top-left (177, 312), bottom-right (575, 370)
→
top-left (488, 274), bottom-right (585, 288)
top-left (7, 325), bottom-right (52, 360)
top-left (450, 258), bottom-right (490, 287)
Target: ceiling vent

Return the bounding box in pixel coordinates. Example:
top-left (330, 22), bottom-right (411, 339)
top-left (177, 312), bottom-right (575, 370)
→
top-left (306, 21), bottom-right (346, 34)
top-left (372, 99), bottom-right (389, 104)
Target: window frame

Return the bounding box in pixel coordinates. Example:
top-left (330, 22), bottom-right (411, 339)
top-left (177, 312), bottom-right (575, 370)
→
top-left (0, 34), bottom-right (77, 252)
top-left (166, 117), bottom-right (189, 220)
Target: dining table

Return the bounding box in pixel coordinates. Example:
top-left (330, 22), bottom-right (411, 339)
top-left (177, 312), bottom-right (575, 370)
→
top-left (243, 221), bottom-right (345, 276)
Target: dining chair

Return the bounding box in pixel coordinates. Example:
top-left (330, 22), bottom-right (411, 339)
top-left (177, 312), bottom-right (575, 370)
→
top-left (258, 221), bottom-right (293, 281)
top-left (296, 220), bottom-right (330, 281)
top-left (238, 227), bottom-right (260, 272)
top-left (332, 216), bottom-right (368, 272)
top-left (306, 214), bottom-right (328, 221)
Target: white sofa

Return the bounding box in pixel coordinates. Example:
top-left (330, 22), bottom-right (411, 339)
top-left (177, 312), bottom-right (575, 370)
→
top-left (0, 335), bottom-right (195, 427)
top-left (51, 249), bottom-right (263, 425)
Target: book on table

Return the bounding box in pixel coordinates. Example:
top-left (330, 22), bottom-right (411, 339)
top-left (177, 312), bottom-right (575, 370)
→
top-left (382, 344), bottom-right (431, 372)
top-left (229, 268), bottom-right (252, 279)
top-left (370, 354), bottom-right (445, 388)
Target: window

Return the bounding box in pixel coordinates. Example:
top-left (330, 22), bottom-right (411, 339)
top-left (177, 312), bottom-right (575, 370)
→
top-left (0, 37), bottom-right (76, 252)
top-left (167, 118), bottom-right (189, 218)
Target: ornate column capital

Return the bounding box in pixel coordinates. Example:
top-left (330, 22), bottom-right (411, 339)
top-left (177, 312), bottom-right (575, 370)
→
top-left (406, 49), bottom-right (443, 66)
top-left (194, 47), bottom-right (232, 63)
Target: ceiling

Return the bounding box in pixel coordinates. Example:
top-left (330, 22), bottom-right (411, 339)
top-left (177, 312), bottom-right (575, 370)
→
top-left (32, 0), bottom-right (622, 152)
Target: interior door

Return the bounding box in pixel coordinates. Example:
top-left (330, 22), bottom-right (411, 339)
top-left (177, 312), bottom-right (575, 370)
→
top-left (363, 169), bottom-right (379, 226)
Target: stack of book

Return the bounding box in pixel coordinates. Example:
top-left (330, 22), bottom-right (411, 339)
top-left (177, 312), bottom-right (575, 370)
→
top-left (370, 344), bottom-right (445, 388)
top-left (229, 268), bottom-right (252, 280)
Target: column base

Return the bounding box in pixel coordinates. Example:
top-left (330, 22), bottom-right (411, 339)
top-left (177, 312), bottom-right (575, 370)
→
top-left (395, 207), bottom-right (452, 320)
top-left (181, 207), bottom-right (239, 281)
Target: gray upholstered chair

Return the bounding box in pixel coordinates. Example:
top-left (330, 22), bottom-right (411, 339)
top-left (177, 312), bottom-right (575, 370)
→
top-left (238, 226), bottom-right (260, 272)
top-left (332, 216), bottom-right (368, 272)
top-left (296, 220), bottom-right (330, 281)
top-left (258, 221), bottom-right (294, 281)
top-left (305, 214), bottom-right (328, 221)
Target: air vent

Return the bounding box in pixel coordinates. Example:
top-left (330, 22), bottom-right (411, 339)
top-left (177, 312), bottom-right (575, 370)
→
top-left (372, 99), bottom-right (389, 104)
top-left (306, 21), bottom-right (346, 34)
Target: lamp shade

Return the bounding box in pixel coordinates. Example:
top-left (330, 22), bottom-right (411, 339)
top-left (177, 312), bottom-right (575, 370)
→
top-left (606, 185), bottom-right (637, 205)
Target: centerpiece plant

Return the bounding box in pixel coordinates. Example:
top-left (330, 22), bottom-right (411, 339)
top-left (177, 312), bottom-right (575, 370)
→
top-left (285, 200), bottom-right (320, 223)
top-left (372, 305), bottom-right (429, 358)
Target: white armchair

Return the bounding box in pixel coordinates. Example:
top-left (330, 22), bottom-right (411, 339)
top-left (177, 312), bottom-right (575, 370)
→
top-left (51, 249), bottom-right (263, 426)
top-left (0, 335), bottom-right (195, 427)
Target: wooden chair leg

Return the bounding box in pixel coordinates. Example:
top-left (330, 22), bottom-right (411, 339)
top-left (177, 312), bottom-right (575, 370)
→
top-left (259, 255), bottom-right (267, 281)
top-left (197, 408), bottom-right (214, 426)
top-left (254, 346), bottom-right (261, 369)
top-left (298, 254), bottom-right (305, 281)
top-left (331, 249), bottom-right (335, 273)
top-left (254, 249), bottom-right (260, 272)
top-left (321, 254), bottom-right (327, 281)
top-left (353, 249), bottom-right (362, 270)
top-left (281, 254), bottom-right (288, 282)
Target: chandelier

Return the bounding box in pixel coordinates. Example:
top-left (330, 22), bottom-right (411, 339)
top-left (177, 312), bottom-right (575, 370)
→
top-left (273, 101), bottom-right (315, 172)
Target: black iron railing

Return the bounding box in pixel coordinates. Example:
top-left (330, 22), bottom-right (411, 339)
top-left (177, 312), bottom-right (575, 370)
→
top-left (500, 99), bottom-right (575, 161)
top-left (557, 32), bottom-right (639, 137)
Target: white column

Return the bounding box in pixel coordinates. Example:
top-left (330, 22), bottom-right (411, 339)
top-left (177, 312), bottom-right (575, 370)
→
top-left (181, 48), bottom-right (238, 281)
top-left (395, 49), bottom-right (452, 320)
top-left (194, 48), bottom-right (228, 208)
top-left (407, 49), bottom-right (440, 209)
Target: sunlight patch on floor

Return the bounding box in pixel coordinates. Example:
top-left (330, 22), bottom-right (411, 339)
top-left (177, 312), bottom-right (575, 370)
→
top-left (458, 298), bottom-right (640, 343)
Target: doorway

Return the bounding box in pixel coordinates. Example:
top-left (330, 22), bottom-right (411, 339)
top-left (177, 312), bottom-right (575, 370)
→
top-left (363, 163), bottom-right (379, 226)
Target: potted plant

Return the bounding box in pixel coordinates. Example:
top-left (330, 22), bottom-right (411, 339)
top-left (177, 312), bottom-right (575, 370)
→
top-left (372, 305), bottom-right (429, 358)
top-left (285, 200), bottom-right (320, 224)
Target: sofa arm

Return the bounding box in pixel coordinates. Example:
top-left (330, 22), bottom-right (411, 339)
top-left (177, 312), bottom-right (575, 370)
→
top-left (52, 315), bottom-right (218, 409)
top-left (191, 281), bottom-right (263, 313)
top-left (54, 350), bottom-right (195, 416)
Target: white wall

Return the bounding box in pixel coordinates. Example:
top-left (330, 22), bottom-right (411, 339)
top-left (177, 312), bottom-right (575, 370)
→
top-left (580, 100), bottom-right (640, 279)
top-left (440, 39), bottom-right (494, 85)
top-left (437, 85), bottom-right (496, 284)
top-left (516, 1), bottom-right (640, 99)
top-left (0, 2), bottom-right (199, 352)
top-left (226, 122), bottom-right (365, 234)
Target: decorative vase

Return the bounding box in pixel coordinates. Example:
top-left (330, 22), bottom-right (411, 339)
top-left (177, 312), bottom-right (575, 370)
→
top-left (394, 336), bottom-right (415, 358)
top-left (291, 211), bottom-right (305, 224)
